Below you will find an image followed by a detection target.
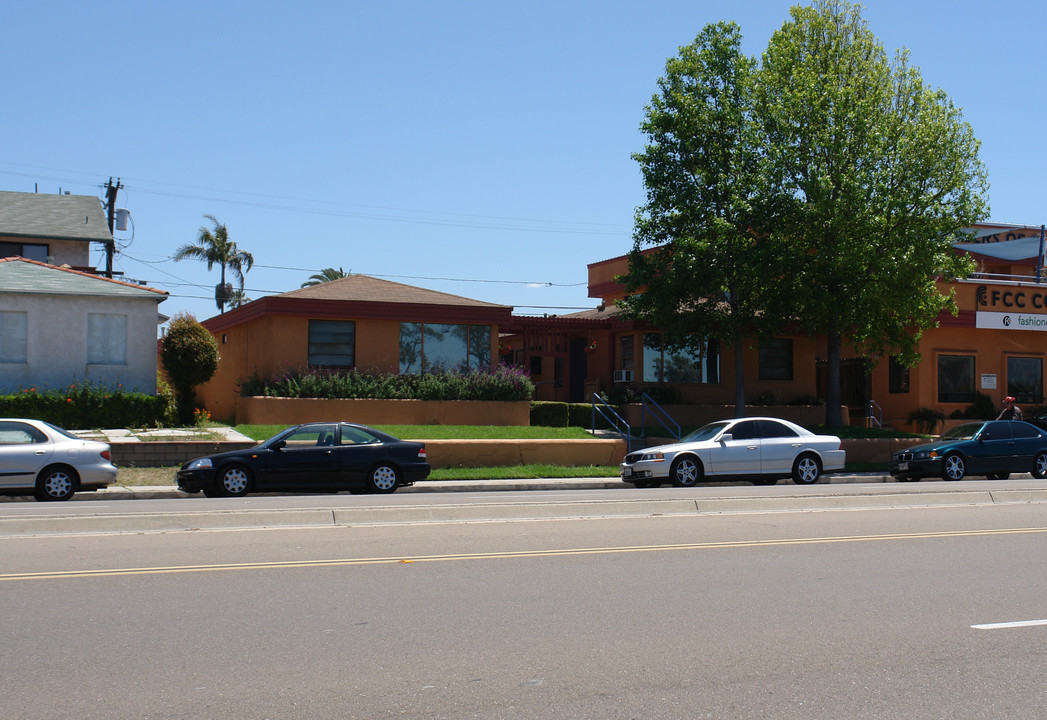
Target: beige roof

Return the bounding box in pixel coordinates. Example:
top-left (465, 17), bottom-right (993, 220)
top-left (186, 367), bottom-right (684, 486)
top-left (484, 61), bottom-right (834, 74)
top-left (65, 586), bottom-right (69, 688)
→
top-left (278, 274), bottom-right (511, 309)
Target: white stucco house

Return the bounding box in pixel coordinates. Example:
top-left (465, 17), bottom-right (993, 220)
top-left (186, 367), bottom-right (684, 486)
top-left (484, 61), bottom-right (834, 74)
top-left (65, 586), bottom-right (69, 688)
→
top-left (0, 257), bottom-right (168, 394)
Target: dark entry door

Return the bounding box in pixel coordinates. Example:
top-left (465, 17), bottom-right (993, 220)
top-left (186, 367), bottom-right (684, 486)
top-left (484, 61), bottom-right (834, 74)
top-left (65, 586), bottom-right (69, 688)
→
top-left (568, 338), bottom-right (588, 403)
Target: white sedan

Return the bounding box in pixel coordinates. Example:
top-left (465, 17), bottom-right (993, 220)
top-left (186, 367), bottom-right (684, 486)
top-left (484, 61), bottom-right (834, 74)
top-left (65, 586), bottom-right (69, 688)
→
top-left (620, 417), bottom-right (846, 487)
top-left (0, 418), bottom-right (117, 501)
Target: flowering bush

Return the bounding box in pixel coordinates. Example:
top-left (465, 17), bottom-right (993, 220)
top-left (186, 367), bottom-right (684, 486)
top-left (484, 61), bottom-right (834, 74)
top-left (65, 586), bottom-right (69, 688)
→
top-left (0, 381), bottom-right (172, 428)
top-left (238, 365), bottom-right (535, 402)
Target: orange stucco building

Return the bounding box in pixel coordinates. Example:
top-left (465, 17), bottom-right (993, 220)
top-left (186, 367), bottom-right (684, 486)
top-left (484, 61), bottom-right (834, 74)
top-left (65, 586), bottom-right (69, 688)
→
top-left (194, 222), bottom-right (1047, 431)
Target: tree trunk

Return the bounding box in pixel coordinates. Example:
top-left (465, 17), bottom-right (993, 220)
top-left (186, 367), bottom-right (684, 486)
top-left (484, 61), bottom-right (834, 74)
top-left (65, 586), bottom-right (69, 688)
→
top-left (824, 319), bottom-right (843, 427)
top-left (733, 332), bottom-right (746, 418)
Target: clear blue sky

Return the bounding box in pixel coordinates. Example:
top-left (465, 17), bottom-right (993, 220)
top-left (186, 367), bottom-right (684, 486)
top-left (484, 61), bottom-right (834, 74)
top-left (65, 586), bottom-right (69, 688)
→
top-left (2, 1), bottom-right (1044, 323)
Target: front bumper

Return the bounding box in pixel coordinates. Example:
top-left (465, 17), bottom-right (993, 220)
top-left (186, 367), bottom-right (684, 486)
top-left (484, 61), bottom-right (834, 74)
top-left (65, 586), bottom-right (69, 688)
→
top-left (888, 457), bottom-right (942, 479)
top-left (176, 468), bottom-right (216, 493)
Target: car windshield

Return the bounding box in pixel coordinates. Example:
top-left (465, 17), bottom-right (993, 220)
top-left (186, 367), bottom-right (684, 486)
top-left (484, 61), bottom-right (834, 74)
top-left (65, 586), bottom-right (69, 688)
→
top-left (939, 423), bottom-right (984, 441)
top-left (681, 421), bottom-right (731, 443)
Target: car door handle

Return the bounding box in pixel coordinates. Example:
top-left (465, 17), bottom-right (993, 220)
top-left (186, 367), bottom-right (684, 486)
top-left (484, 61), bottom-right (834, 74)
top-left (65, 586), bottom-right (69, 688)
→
top-left (747, 445), bottom-right (758, 450)
top-left (35, 450), bottom-right (45, 455)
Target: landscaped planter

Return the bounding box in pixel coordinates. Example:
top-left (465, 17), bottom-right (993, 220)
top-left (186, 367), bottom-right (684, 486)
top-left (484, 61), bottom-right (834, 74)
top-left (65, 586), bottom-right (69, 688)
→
top-left (240, 397), bottom-right (531, 427)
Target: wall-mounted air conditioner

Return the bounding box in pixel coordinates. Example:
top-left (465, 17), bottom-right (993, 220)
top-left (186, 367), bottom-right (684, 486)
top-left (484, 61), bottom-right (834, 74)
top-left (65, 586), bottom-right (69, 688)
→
top-left (613, 370), bottom-right (634, 383)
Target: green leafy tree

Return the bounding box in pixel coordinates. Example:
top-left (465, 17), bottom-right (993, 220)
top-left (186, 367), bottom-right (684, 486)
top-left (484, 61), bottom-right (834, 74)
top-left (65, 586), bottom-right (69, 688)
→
top-left (160, 312), bottom-right (220, 425)
top-left (174, 214), bottom-right (255, 313)
top-left (621, 22), bottom-right (789, 416)
top-left (301, 267), bottom-right (349, 287)
top-left (758, 0), bottom-right (987, 425)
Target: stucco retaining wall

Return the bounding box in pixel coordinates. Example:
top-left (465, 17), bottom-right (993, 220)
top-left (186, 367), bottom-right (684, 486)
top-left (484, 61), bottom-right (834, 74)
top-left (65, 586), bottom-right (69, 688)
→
top-left (240, 397), bottom-right (530, 426)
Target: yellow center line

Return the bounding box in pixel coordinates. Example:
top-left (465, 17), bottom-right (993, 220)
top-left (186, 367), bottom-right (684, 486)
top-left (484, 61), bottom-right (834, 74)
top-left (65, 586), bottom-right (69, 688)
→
top-left (3, 526), bottom-right (1047, 582)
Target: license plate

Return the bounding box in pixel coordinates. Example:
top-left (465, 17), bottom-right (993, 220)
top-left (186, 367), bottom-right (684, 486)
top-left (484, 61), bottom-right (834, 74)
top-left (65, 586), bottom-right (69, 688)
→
top-left (898, 462), bottom-right (908, 471)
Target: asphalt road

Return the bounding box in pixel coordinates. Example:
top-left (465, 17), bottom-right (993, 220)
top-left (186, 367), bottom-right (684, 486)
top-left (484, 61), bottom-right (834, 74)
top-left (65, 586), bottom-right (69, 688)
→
top-left (3, 499), bottom-right (1047, 719)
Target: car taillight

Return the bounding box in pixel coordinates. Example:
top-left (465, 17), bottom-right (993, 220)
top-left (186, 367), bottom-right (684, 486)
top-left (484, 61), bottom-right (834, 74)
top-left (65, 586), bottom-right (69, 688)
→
top-left (418, 446), bottom-right (427, 459)
top-left (101, 449), bottom-right (111, 461)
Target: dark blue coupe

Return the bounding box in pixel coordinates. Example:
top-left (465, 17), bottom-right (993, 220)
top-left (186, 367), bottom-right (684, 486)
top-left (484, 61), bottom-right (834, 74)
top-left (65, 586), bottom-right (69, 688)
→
top-left (889, 420), bottom-right (1047, 481)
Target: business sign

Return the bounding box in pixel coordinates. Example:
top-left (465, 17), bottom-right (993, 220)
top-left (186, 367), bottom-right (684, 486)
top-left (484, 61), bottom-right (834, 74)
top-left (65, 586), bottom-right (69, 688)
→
top-left (976, 311), bottom-right (1047, 331)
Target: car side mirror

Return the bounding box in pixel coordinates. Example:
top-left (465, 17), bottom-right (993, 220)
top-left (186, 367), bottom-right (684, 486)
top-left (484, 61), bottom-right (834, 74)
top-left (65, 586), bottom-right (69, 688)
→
top-left (720, 433), bottom-right (733, 443)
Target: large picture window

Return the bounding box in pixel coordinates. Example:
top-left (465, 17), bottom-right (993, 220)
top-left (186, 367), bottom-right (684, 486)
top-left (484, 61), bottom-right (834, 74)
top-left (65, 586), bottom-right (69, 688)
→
top-left (308, 320), bottom-right (355, 368)
top-left (642, 333), bottom-right (719, 383)
top-left (937, 354), bottom-right (975, 403)
top-left (399, 323), bottom-right (491, 373)
top-left (0, 311), bottom-right (27, 363)
top-left (1007, 356), bottom-right (1043, 404)
top-left (87, 313), bottom-right (127, 365)
top-left (758, 338), bottom-right (793, 381)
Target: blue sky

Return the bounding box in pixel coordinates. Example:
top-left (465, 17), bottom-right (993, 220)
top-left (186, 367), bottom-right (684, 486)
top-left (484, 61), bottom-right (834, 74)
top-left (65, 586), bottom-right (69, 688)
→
top-left (2, 1), bottom-right (1044, 323)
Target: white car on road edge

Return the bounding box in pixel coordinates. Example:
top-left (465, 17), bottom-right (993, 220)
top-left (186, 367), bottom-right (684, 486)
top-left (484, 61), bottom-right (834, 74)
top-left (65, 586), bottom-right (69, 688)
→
top-left (620, 417), bottom-right (846, 487)
top-left (0, 418), bottom-right (117, 501)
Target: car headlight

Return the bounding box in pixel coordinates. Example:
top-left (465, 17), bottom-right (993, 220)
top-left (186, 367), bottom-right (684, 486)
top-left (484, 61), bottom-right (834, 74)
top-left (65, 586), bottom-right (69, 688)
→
top-left (184, 458), bottom-right (213, 471)
top-left (640, 452), bottom-right (665, 462)
top-left (912, 450), bottom-right (938, 460)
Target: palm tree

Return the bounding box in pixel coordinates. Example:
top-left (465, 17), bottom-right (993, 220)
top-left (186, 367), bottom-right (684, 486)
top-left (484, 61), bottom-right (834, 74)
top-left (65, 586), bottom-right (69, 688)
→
top-left (301, 267), bottom-right (349, 288)
top-left (174, 214), bottom-right (254, 313)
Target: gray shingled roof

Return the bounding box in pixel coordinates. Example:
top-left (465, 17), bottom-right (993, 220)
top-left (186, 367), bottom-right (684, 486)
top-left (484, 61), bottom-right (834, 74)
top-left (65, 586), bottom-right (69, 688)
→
top-left (280, 274), bottom-right (511, 308)
top-left (0, 258), bottom-right (167, 300)
top-left (0, 190), bottom-right (113, 243)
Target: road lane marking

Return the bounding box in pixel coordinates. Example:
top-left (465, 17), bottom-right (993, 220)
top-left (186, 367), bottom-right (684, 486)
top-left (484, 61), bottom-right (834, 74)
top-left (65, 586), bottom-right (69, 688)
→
top-left (3, 525), bottom-right (1047, 582)
top-left (972, 619), bottom-right (1047, 630)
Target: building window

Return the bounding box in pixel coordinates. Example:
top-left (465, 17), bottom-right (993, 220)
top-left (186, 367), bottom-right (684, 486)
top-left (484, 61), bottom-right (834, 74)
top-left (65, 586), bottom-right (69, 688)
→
top-left (620, 335), bottom-right (634, 371)
top-left (1007, 357), bottom-right (1043, 404)
top-left (399, 323), bottom-right (492, 373)
top-left (0, 311), bottom-right (27, 363)
top-left (87, 313), bottom-right (127, 365)
top-left (642, 333), bottom-right (719, 383)
top-left (308, 320), bottom-right (355, 368)
top-left (889, 357), bottom-right (910, 393)
top-left (758, 338), bottom-right (793, 381)
top-left (0, 242), bottom-right (48, 262)
top-left (937, 354), bottom-right (975, 403)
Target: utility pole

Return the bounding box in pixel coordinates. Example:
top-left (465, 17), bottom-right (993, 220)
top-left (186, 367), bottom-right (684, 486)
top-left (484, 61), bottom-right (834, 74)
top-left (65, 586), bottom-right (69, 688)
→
top-left (103, 177), bottom-right (122, 278)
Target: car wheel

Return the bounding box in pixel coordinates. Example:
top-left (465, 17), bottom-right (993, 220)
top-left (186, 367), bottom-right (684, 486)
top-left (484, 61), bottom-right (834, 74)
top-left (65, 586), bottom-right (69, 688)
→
top-left (217, 465), bottom-right (251, 497)
top-left (34, 466), bottom-right (77, 501)
top-left (670, 456), bottom-right (701, 487)
top-left (752, 477), bottom-right (778, 486)
top-left (942, 453), bottom-right (966, 481)
top-left (1033, 453), bottom-right (1047, 479)
top-left (791, 454), bottom-right (822, 484)
top-left (368, 464), bottom-right (401, 494)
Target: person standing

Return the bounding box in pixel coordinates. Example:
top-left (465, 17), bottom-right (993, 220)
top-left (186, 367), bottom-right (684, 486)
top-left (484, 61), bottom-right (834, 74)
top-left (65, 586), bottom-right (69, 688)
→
top-left (997, 396), bottom-right (1023, 421)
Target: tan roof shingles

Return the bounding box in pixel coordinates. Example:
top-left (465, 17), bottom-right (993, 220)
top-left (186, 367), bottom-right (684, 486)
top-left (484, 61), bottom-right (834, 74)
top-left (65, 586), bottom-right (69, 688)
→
top-left (279, 274), bottom-right (511, 309)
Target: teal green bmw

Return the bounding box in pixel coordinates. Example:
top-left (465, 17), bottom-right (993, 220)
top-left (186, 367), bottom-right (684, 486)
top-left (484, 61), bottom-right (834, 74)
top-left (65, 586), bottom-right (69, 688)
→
top-left (889, 420), bottom-right (1047, 481)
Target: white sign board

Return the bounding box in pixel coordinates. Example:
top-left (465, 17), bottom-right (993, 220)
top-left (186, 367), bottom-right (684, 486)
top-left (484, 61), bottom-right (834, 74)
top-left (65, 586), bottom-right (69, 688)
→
top-left (976, 311), bottom-right (1047, 331)
top-left (981, 373), bottom-right (997, 390)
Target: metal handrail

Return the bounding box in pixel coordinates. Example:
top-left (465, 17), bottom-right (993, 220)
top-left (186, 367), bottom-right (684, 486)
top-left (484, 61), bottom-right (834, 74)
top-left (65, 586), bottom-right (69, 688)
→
top-left (591, 393), bottom-right (633, 452)
top-left (867, 400), bottom-right (883, 429)
top-left (641, 392), bottom-right (681, 441)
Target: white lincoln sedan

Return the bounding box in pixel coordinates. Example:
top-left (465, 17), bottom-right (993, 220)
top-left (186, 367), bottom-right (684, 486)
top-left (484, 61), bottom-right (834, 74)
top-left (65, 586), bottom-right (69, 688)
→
top-left (0, 418), bottom-right (117, 501)
top-left (620, 417), bottom-right (846, 487)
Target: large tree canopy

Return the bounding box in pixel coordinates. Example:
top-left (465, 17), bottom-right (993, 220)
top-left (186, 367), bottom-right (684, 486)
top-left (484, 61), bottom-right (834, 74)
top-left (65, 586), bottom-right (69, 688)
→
top-left (622, 1), bottom-right (988, 426)
top-left (759, 0), bottom-right (987, 424)
top-left (622, 21), bottom-right (790, 415)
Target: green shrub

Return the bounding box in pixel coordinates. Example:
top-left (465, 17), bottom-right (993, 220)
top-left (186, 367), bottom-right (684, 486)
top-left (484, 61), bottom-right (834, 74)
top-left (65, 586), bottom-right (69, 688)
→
top-left (908, 407), bottom-right (945, 435)
top-left (239, 365), bottom-right (534, 402)
top-left (0, 381), bottom-right (169, 428)
top-left (531, 402), bottom-right (568, 427)
top-left (568, 402), bottom-right (618, 430)
top-left (160, 313), bottom-right (220, 424)
top-left (949, 391), bottom-right (997, 420)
